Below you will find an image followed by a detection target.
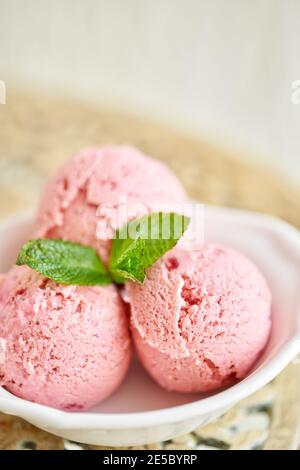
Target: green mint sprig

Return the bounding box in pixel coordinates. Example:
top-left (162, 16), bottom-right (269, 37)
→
top-left (16, 212), bottom-right (190, 286)
top-left (109, 212), bottom-right (190, 283)
top-left (16, 239), bottom-right (112, 286)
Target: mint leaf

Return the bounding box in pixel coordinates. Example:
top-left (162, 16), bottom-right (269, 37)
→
top-left (16, 239), bottom-right (112, 286)
top-left (109, 212), bottom-right (190, 283)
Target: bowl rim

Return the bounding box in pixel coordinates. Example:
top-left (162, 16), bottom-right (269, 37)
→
top-left (0, 206), bottom-right (300, 429)
top-left (1, 337), bottom-right (299, 429)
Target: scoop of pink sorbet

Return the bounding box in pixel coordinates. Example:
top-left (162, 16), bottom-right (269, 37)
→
top-left (128, 243), bottom-right (271, 393)
top-left (0, 266), bottom-right (131, 410)
top-left (35, 146), bottom-right (187, 263)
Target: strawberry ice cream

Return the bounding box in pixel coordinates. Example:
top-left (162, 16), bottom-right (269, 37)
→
top-left (0, 265), bottom-right (131, 410)
top-left (128, 243), bottom-right (271, 393)
top-left (35, 146), bottom-right (187, 263)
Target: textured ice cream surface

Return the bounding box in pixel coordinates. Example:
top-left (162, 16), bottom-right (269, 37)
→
top-left (0, 266), bottom-right (131, 410)
top-left (35, 146), bottom-right (187, 263)
top-left (128, 243), bottom-right (271, 393)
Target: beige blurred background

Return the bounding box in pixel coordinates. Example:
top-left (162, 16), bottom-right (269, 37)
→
top-left (0, 0), bottom-right (299, 187)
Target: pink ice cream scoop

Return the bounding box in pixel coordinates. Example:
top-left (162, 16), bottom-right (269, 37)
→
top-left (0, 266), bottom-right (131, 410)
top-left (128, 243), bottom-right (271, 393)
top-left (35, 146), bottom-right (187, 264)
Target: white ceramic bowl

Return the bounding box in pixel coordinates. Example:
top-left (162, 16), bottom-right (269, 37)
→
top-left (0, 205), bottom-right (300, 446)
